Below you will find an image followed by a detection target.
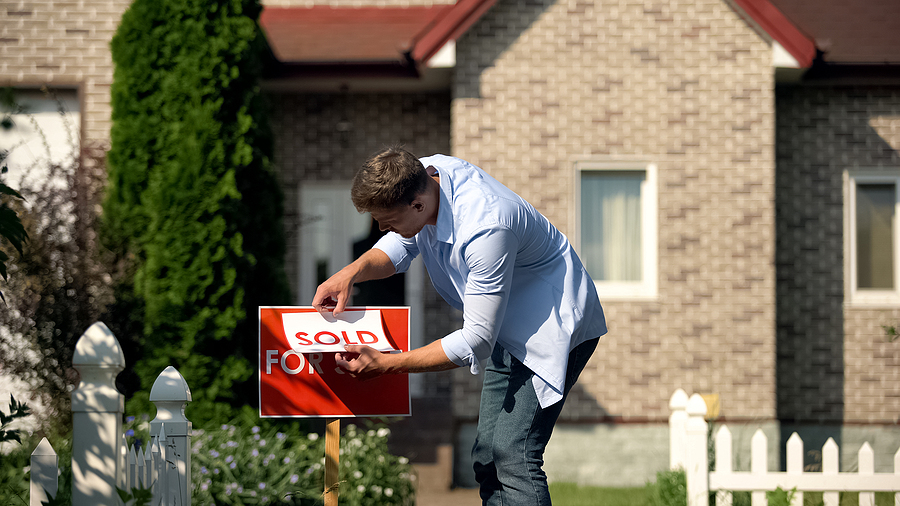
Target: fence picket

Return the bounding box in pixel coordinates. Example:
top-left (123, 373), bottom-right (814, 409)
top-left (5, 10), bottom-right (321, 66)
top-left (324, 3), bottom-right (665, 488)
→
top-left (751, 430), bottom-right (767, 506)
top-left (894, 447), bottom-right (899, 506)
top-left (144, 441), bottom-right (154, 489)
top-left (823, 437), bottom-right (839, 506)
top-left (153, 426), bottom-right (165, 504)
top-left (787, 433), bottom-right (803, 506)
top-left (859, 442), bottom-right (875, 506)
top-left (128, 443), bottom-right (138, 492)
top-left (30, 438), bottom-right (58, 506)
top-left (715, 426), bottom-right (733, 506)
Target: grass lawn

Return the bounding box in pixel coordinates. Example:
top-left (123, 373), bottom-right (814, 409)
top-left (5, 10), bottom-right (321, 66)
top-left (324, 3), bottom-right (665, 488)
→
top-left (549, 482), bottom-right (653, 505)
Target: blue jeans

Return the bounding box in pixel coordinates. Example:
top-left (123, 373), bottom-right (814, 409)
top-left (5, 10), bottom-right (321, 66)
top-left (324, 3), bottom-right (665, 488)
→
top-left (472, 338), bottom-right (599, 506)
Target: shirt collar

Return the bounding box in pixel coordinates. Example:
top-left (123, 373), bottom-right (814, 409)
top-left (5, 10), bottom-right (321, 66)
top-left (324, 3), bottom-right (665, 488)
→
top-left (434, 169), bottom-right (454, 244)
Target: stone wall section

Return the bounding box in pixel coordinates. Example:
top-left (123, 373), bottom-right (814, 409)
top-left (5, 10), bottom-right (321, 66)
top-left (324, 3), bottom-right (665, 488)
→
top-left (776, 86), bottom-right (900, 424)
top-left (0, 0), bottom-right (132, 147)
top-left (452, 0), bottom-right (778, 421)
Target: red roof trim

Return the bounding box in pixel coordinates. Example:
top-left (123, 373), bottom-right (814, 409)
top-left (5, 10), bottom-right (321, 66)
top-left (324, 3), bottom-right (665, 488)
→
top-left (409, 0), bottom-right (497, 64)
top-left (730, 0), bottom-right (816, 67)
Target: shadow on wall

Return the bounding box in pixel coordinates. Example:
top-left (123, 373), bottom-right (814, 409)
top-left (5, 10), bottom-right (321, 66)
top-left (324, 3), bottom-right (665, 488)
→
top-left (775, 82), bottom-right (900, 470)
top-left (454, 0), bottom-right (554, 100)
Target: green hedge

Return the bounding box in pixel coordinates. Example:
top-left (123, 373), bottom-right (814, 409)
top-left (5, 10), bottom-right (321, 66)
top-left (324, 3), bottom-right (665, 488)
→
top-left (104, 0), bottom-right (290, 424)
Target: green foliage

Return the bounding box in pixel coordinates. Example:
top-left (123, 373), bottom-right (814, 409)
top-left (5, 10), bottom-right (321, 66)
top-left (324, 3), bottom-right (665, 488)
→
top-left (117, 484), bottom-right (153, 506)
top-left (0, 99), bottom-right (118, 422)
top-left (104, 0), bottom-right (290, 424)
top-left (0, 395), bottom-right (30, 445)
top-left (0, 415), bottom-right (72, 506)
top-left (884, 325), bottom-right (898, 342)
top-left (122, 414), bottom-right (415, 505)
top-left (0, 88), bottom-right (27, 303)
top-left (766, 487), bottom-right (796, 506)
top-left (0, 165), bottom-right (27, 303)
top-left (550, 483), bottom-right (653, 505)
top-left (647, 468), bottom-right (687, 506)
top-left (0, 396), bottom-right (30, 504)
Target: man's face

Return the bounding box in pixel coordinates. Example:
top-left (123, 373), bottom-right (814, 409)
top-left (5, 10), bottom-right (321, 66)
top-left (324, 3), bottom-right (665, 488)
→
top-left (370, 203), bottom-right (426, 239)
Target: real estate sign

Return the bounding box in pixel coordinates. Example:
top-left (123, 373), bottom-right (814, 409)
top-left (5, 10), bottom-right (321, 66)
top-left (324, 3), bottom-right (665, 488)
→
top-left (259, 306), bottom-right (411, 418)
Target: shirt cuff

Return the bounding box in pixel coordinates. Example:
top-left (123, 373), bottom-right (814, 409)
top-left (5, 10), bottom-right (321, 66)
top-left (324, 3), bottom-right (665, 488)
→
top-left (440, 331), bottom-right (483, 375)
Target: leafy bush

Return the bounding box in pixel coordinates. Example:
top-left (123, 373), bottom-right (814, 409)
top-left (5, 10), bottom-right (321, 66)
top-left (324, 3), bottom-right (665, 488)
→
top-left (0, 399), bottom-right (72, 506)
top-left (124, 415), bottom-right (416, 505)
top-left (648, 468), bottom-right (686, 506)
top-left (0, 89), bottom-right (122, 426)
top-left (106, 0), bottom-right (291, 425)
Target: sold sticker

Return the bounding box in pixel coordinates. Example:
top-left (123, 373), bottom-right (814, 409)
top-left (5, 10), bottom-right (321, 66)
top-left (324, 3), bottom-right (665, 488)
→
top-left (281, 310), bottom-right (397, 353)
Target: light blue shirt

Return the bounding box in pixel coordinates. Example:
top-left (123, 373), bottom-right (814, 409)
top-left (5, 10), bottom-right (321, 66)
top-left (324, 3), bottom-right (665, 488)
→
top-left (374, 155), bottom-right (607, 408)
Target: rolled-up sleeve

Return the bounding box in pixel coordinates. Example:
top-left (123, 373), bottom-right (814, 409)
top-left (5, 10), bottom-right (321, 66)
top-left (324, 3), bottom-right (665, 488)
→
top-left (440, 227), bottom-right (517, 374)
top-left (373, 232), bottom-right (418, 274)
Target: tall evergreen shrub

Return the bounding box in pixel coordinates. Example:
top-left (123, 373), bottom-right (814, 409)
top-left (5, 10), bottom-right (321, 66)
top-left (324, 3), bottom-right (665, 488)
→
top-left (104, 0), bottom-right (290, 424)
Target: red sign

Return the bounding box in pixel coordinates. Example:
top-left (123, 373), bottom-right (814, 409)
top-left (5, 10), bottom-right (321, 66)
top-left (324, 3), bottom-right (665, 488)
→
top-left (259, 306), bottom-right (411, 418)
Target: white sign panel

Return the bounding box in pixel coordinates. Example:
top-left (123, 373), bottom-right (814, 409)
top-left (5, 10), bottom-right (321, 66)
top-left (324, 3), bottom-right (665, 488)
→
top-left (281, 309), bottom-right (397, 353)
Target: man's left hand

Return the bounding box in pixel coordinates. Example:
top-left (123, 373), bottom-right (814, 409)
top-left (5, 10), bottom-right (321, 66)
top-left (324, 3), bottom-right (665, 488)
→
top-left (335, 345), bottom-right (390, 380)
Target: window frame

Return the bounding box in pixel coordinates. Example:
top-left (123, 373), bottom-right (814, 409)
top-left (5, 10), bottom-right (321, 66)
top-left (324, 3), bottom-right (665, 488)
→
top-left (573, 159), bottom-right (658, 301)
top-left (843, 170), bottom-right (900, 306)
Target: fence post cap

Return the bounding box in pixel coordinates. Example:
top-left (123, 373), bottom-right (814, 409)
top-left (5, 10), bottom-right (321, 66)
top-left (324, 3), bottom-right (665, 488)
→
top-left (31, 437), bottom-right (56, 457)
top-left (73, 322), bottom-right (125, 369)
top-left (686, 393), bottom-right (707, 416)
top-left (149, 366), bottom-right (192, 402)
top-left (670, 389), bottom-right (689, 409)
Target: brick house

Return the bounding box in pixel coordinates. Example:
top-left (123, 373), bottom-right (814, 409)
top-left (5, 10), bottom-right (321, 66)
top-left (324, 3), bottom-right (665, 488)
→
top-left (2, 0), bottom-right (898, 488)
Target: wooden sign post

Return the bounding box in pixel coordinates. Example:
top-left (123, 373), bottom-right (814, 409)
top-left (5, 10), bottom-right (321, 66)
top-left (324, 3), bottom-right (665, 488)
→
top-left (324, 419), bottom-right (340, 505)
top-left (259, 307), bottom-right (411, 504)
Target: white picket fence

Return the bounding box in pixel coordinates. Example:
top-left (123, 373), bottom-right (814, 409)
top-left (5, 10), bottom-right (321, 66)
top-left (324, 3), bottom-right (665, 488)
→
top-left (670, 389), bottom-right (900, 506)
top-left (29, 322), bottom-right (192, 506)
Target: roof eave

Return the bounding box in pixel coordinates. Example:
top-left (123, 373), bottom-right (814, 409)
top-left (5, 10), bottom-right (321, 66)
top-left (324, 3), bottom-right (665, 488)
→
top-left (409, 0), bottom-right (497, 65)
top-left (729, 0), bottom-right (816, 68)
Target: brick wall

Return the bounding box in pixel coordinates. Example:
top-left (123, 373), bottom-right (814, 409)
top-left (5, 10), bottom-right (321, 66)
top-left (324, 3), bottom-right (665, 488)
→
top-left (453, 0), bottom-right (778, 421)
top-left (776, 85), bottom-right (900, 424)
top-left (0, 0), bottom-right (132, 147)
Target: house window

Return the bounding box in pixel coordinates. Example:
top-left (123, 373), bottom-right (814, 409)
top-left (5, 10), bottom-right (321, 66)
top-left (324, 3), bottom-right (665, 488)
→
top-left (844, 171), bottom-right (900, 305)
top-left (575, 161), bottom-right (658, 299)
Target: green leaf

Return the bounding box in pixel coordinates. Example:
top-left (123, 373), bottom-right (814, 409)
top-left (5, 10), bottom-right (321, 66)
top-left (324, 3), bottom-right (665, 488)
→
top-left (0, 181), bottom-right (24, 200)
top-left (0, 206), bottom-right (27, 255)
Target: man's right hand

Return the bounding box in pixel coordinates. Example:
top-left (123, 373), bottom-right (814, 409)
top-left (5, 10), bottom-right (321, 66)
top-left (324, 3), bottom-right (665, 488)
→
top-left (311, 248), bottom-right (397, 316)
top-left (312, 269), bottom-right (356, 316)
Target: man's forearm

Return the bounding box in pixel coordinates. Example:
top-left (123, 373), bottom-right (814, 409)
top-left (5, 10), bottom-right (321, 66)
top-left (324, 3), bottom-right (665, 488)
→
top-left (386, 340), bottom-right (458, 374)
top-left (338, 339), bottom-right (459, 379)
top-left (345, 248), bottom-right (396, 284)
